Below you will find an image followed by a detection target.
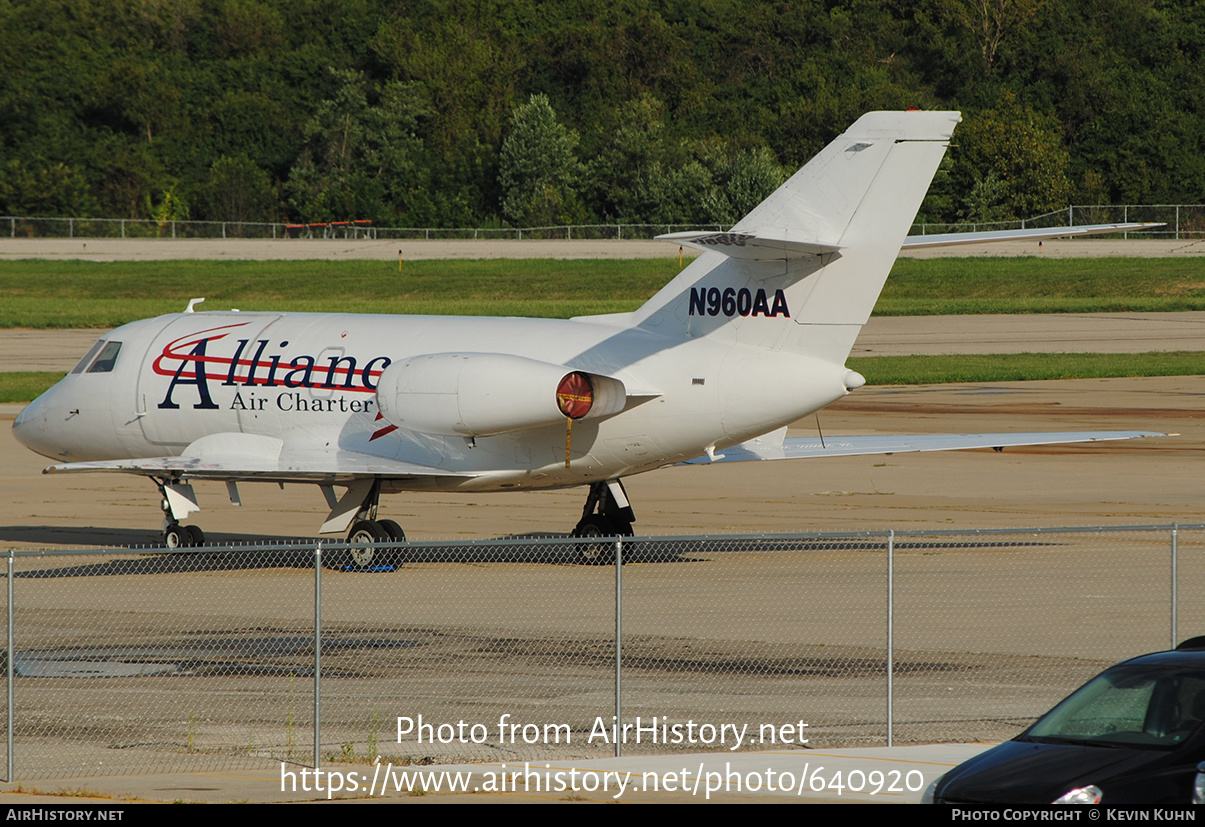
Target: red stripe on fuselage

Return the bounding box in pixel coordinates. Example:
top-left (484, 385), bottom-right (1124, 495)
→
top-left (151, 323), bottom-right (386, 393)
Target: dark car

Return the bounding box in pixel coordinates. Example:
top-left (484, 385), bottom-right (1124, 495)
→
top-left (925, 638), bottom-right (1205, 805)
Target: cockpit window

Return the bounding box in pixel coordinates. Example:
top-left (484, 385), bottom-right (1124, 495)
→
top-left (70, 340), bottom-right (107, 374)
top-left (86, 341), bottom-right (122, 373)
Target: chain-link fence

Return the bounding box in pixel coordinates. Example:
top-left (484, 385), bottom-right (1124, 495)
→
top-left (2, 524), bottom-right (1200, 780)
top-left (3, 208), bottom-right (1203, 242)
top-left (0, 217), bottom-right (725, 242)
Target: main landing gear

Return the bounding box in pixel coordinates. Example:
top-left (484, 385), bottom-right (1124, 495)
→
top-left (331, 481), bottom-right (406, 571)
top-left (164, 523), bottom-right (204, 549)
top-left (151, 476), bottom-right (406, 571)
top-left (570, 480), bottom-right (635, 564)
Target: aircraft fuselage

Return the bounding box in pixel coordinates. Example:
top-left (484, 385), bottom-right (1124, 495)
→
top-left (15, 309), bottom-right (851, 493)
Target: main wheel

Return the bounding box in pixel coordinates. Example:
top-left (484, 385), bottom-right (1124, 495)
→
top-left (571, 517), bottom-right (624, 565)
top-left (376, 519), bottom-right (406, 567)
top-left (377, 519), bottom-right (405, 540)
top-left (344, 519), bottom-right (389, 569)
top-left (185, 525), bottom-right (205, 547)
top-left (164, 524), bottom-right (191, 549)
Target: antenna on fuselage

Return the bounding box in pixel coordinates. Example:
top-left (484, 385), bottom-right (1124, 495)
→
top-left (185, 297), bottom-right (206, 313)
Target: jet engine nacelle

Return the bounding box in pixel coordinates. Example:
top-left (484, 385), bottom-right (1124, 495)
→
top-left (375, 353), bottom-right (628, 437)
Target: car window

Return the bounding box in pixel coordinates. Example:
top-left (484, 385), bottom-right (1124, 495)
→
top-left (1025, 667), bottom-right (1205, 749)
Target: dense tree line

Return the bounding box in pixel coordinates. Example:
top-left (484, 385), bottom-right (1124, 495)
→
top-left (2, 0), bottom-right (1201, 227)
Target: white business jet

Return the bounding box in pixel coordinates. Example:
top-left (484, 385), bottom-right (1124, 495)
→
top-left (12, 111), bottom-right (1163, 563)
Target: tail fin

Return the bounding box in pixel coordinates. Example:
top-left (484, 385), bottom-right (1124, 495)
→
top-left (635, 111), bottom-right (960, 365)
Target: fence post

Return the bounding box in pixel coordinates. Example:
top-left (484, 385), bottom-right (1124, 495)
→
top-left (1171, 525), bottom-right (1178, 649)
top-left (614, 538), bottom-right (623, 758)
top-left (886, 530), bottom-right (894, 748)
top-left (314, 540), bottom-right (323, 770)
top-left (1176, 206), bottom-right (1180, 240)
top-left (7, 551), bottom-right (13, 781)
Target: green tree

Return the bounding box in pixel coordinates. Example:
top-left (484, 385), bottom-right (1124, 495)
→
top-left (696, 143), bottom-right (789, 226)
top-left (150, 182), bottom-right (190, 225)
top-left (588, 95), bottom-right (679, 223)
top-left (0, 159), bottom-right (97, 216)
top-left (951, 95), bottom-right (1071, 220)
top-left (198, 155), bottom-right (274, 223)
top-left (285, 69), bottom-right (426, 222)
top-left (935, 0), bottom-right (1040, 72)
top-left (498, 94), bottom-right (585, 226)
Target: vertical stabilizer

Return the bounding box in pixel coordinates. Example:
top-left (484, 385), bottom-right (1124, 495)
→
top-left (636, 111), bottom-right (960, 365)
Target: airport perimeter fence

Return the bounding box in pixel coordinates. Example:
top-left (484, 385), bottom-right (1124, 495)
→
top-left (1, 523), bottom-right (1202, 781)
top-left (0, 216), bottom-right (725, 242)
top-left (2, 205), bottom-right (1203, 243)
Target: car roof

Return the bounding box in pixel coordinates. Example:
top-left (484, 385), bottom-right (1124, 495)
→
top-left (1113, 648), bottom-right (1205, 670)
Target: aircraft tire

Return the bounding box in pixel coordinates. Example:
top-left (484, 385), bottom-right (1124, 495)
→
top-left (185, 525), bottom-right (205, 548)
top-left (571, 517), bottom-right (631, 565)
top-left (164, 524), bottom-right (191, 549)
top-left (376, 519), bottom-right (406, 567)
top-left (332, 520), bottom-right (390, 571)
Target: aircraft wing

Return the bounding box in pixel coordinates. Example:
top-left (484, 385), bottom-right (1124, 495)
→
top-left (683, 428), bottom-right (1168, 464)
top-left (42, 432), bottom-right (470, 484)
top-left (900, 222), bottom-right (1163, 250)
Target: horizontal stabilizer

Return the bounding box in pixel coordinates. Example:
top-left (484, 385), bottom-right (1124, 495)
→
top-left (901, 222), bottom-right (1164, 250)
top-left (684, 429), bottom-right (1168, 464)
top-left (656, 229), bottom-right (842, 260)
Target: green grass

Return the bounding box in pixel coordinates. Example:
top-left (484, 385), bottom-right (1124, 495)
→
top-left (0, 256), bottom-right (1203, 328)
top-left (848, 352), bottom-right (1204, 385)
top-left (0, 258), bottom-right (677, 328)
top-left (1, 257), bottom-right (1201, 402)
top-left (4, 352), bottom-right (1201, 404)
top-left (0, 372), bottom-right (65, 403)
top-left (876, 256), bottom-right (1205, 315)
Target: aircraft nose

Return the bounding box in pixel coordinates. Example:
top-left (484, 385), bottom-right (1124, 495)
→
top-left (12, 392), bottom-right (56, 459)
